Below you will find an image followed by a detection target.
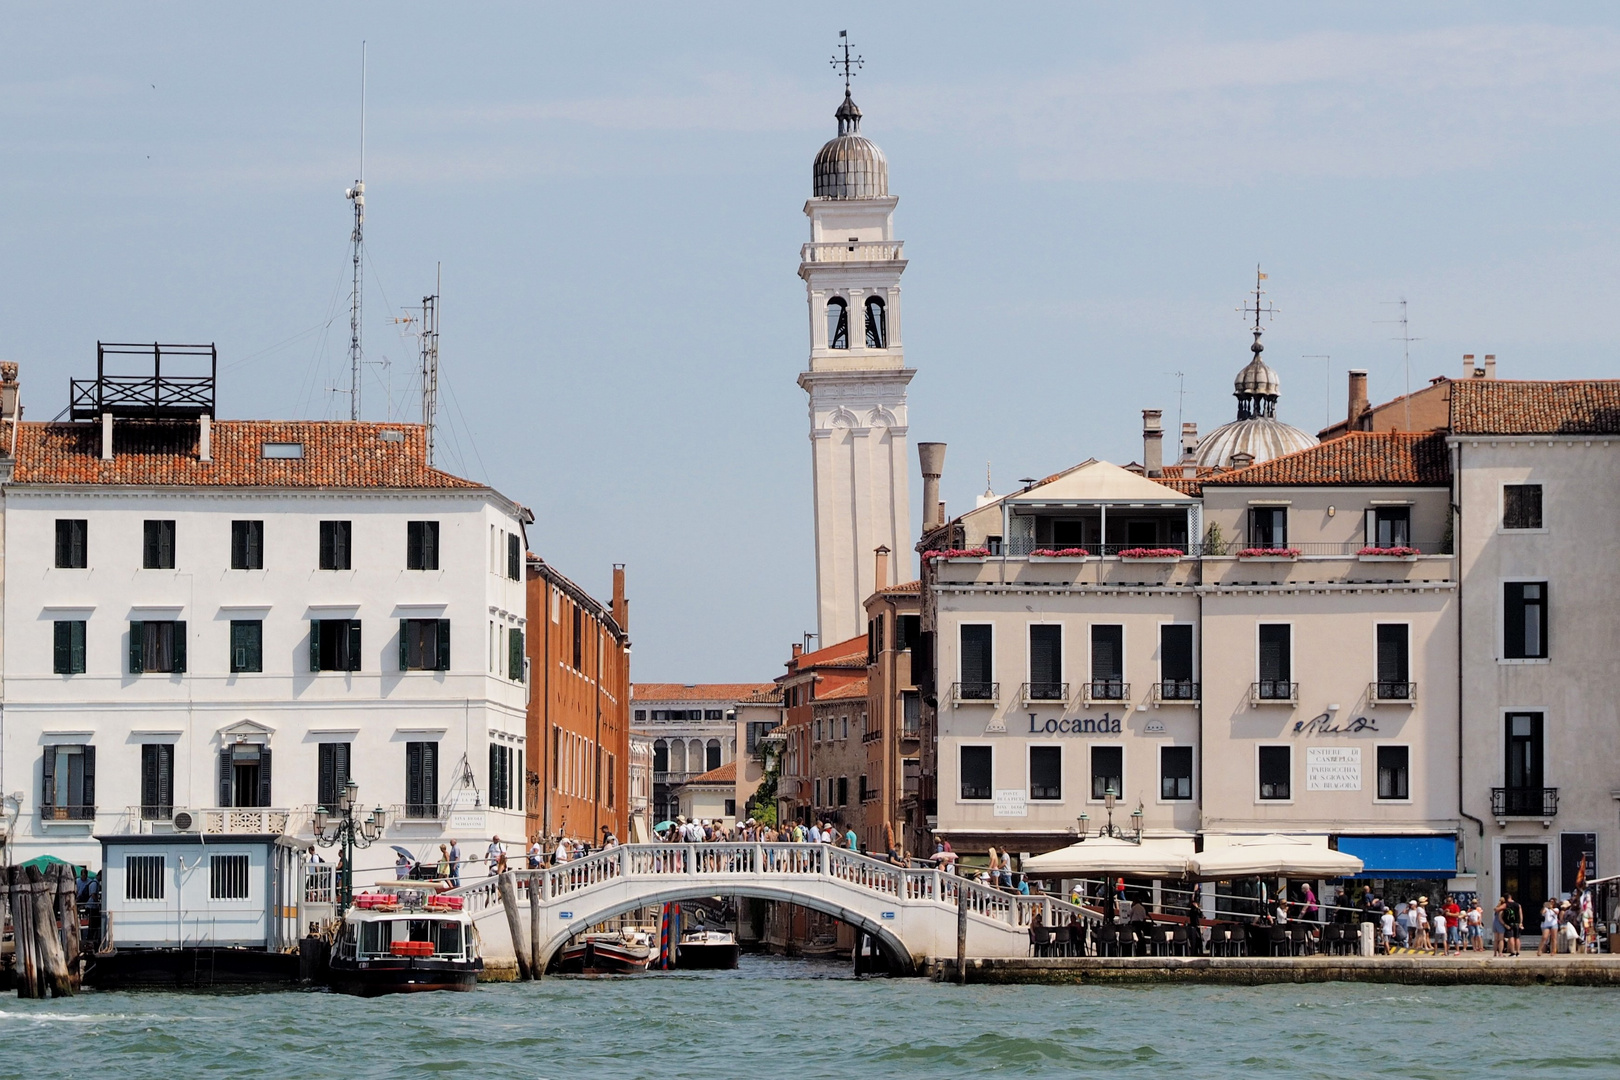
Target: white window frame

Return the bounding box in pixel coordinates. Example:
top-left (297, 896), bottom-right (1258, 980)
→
top-left (1156, 743), bottom-right (1195, 804)
top-left (1371, 620), bottom-right (1413, 695)
top-left (1255, 743), bottom-right (1294, 805)
top-left (1026, 741), bottom-right (1064, 803)
top-left (1498, 577), bottom-right (1551, 665)
top-left (956, 742), bottom-right (994, 804)
top-left (1086, 742), bottom-right (1125, 804)
top-left (1499, 706), bottom-right (1550, 790)
top-left (1372, 741), bottom-right (1413, 804)
top-left (1498, 480), bottom-right (1548, 535)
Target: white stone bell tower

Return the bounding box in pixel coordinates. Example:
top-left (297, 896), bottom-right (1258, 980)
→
top-left (798, 87), bottom-right (913, 646)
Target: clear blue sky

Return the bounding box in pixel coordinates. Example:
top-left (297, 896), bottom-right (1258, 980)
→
top-left (4, 3), bottom-right (1618, 680)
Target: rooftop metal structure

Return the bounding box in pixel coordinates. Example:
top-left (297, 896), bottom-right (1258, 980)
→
top-left (70, 342), bottom-right (217, 421)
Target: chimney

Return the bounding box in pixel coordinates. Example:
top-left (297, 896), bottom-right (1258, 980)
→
top-left (611, 563), bottom-right (628, 632)
top-left (791, 642), bottom-right (803, 660)
top-left (1141, 409), bottom-right (1164, 477)
top-left (874, 545), bottom-right (891, 590)
top-left (1229, 450), bottom-right (1255, 470)
top-left (199, 414), bottom-right (212, 463)
top-left (1347, 370), bottom-right (1369, 429)
top-left (1484, 354), bottom-right (1496, 379)
top-left (1180, 423), bottom-right (1198, 463)
top-left (918, 442), bottom-right (947, 533)
top-left (101, 412), bottom-right (113, 461)
top-left (1463, 354), bottom-right (1477, 378)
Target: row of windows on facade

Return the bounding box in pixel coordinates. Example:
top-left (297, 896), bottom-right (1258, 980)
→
top-left (53, 519), bottom-right (523, 578)
top-left (868, 613), bottom-right (920, 664)
top-left (49, 617), bottom-right (526, 677)
top-left (810, 774), bottom-right (882, 808)
top-left (634, 708), bottom-right (728, 723)
top-left (825, 295), bottom-right (887, 350)
top-left (1242, 486), bottom-right (1542, 552)
top-left (124, 852), bottom-right (252, 902)
top-left (554, 727), bottom-right (617, 807)
top-left (651, 738), bottom-right (725, 776)
top-left (954, 743), bottom-right (1413, 804)
top-left (37, 739), bottom-right (531, 822)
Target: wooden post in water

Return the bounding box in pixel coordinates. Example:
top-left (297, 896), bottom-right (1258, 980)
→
top-left (955, 883), bottom-right (968, 986)
top-left (55, 864), bottom-right (82, 992)
top-left (528, 871), bottom-right (542, 979)
top-left (497, 871), bottom-right (532, 980)
top-left (10, 865), bottom-right (43, 998)
top-left (27, 866), bottom-right (72, 997)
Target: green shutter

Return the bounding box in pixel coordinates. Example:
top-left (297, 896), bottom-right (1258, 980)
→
top-left (247, 621), bottom-right (262, 672)
top-left (399, 619), bottom-right (411, 671)
top-left (81, 744), bottom-right (96, 812)
top-left (347, 620), bottom-right (362, 671)
top-left (437, 619), bottom-right (451, 671)
top-left (54, 621), bottom-right (70, 675)
top-left (172, 621), bottom-right (186, 673)
top-left (509, 628), bottom-right (523, 682)
top-left (129, 621), bottom-right (145, 674)
top-left (70, 621), bottom-right (86, 675)
top-left (309, 620), bottom-right (322, 672)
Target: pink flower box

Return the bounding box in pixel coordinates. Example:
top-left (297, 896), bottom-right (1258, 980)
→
top-left (1357, 546), bottom-right (1420, 557)
top-left (1117, 547), bottom-right (1184, 559)
top-left (923, 547), bottom-right (991, 562)
top-left (1029, 548), bottom-right (1091, 558)
top-left (1239, 547), bottom-right (1300, 558)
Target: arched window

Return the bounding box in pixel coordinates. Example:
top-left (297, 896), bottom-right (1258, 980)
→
top-left (864, 295), bottom-right (887, 348)
top-left (652, 739), bottom-right (667, 775)
top-left (826, 297), bottom-right (849, 349)
top-left (668, 739), bottom-right (686, 775)
top-left (706, 738), bottom-right (722, 772)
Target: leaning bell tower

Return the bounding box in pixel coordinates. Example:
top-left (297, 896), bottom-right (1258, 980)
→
top-left (799, 40), bottom-right (914, 647)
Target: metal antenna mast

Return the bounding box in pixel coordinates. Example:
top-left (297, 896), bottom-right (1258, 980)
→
top-left (344, 42), bottom-right (367, 421)
top-left (1303, 355), bottom-right (1330, 426)
top-left (1379, 298), bottom-right (1421, 431)
top-left (1165, 370), bottom-right (1186, 453)
top-left (421, 264), bottom-right (441, 467)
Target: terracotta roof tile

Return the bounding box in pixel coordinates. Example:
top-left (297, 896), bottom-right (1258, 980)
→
top-left (792, 634), bottom-right (868, 669)
top-left (737, 687), bottom-right (785, 704)
top-left (875, 580), bottom-right (921, 595)
top-left (684, 760), bottom-right (737, 785)
top-left (1449, 379), bottom-right (1620, 435)
top-left (1203, 431), bottom-right (1451, 486)
top-left (632, 683), bottom-right (777, 702)
top-left (11, 420), bottom-right (481, 489)
top-left (815, 677), bottom-right (870, 701)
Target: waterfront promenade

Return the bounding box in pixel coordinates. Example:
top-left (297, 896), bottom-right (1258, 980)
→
top-left (929, 952), bottom-right (1620, 986)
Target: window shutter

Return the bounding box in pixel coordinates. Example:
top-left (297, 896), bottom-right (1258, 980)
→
top-left (489, 744), bottom-right (499, 807)
top-left (70, 622), bottom-right (86, 675)
top-left (425, 522), bottom-right (438, 570)
top-left (406, 743), bottom-right (423, 808)
top-left (257, 748), bottom-right (273, 808)
top-left (1504, 584), bottom-right (1526, 658)
top-left (347, 620), bottom-right (362, 671)
top-left (172, 621), bottom-right (186, 673)
top-left (159, 744), bottom-right (173, 812)
top-left (142, 745), bottom-right (160, 810)
top-left (247, 622), bottom-right (262, 672)
top-left (143, 521), bottom-right (158, 568)
top-left (55, 621), bottom-right (70, 674)
top-left (509, 628), bottom-right (523, 682)
top-left (318, 743), bottom-right (336, 808)
top-left (1364, 509), bottom-right (1377, 545)
top-left (42, 746), bottom-right (56, 807)
top-left (309, 620), bottom-right (322, 672)
top-left (319, 523), bottom-right (334, 568)
top-left (399, 619), bottom-right (411, 671)
top-left (219, 749), bottom-right (233, 807)
top-left (336, 742), bottom-right (350, 794)
top-left (81, 744), bottom-right (96, 810)
top-left (424, 742), bottom-right (438, 809)
top-left (406, 521), bottom-right (420, 569)
top-left (437, 619), bottom-right (451, 671)
top-left (129, 621), bottom-right (145, 674)
top-left (337, 523), bottom-right (350, 569)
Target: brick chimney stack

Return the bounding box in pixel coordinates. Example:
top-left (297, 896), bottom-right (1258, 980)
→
top-left (1180, 423), bottom-right (1198, 464)
top-left (1141, 409), bottom-right (1164, 477)
top-left (918, 442), bottom-right (947, 533)
top-left (1347, 370), bottom-right (1369, 429)
top-left (611, 563), bottom-right (628, 633)
top-left (874, 545), bottom-right (891, 591)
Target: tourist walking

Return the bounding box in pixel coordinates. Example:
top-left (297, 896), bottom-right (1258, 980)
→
top-left (1379, 906), bottom-right (1396, 954)
top-left (1467, 899), bottom-right (1485, 951)
top-left (448, 839), bottom-right (462, 886)
top-left (1432, 905), bottom-right (1449, 955)
top-left (435, 843), bottom-right (452, 880)
top-left (527, 835), bottom-right (544, 869)
top-left (486, 835), bottom-right (506, 876)
top-left (1501, 893), bottom-right (1523, 955)
top-left (1409, 898), bottom-right (1428, 951)
top-left (1538, 899), bottom-right (1558, 954)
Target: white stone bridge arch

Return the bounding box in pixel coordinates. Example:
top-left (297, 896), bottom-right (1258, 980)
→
top-left (444, 843), bottom-right (1096, 975)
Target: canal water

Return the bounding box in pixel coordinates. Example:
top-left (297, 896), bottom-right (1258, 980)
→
top-left (2, 954), bottom-right (1613, 1079)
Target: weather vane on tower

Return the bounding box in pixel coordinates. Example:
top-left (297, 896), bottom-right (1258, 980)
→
top-left (1240, 265), bottom-right (1278, 335)
top-left (830, 30), bottom-right (863, 93)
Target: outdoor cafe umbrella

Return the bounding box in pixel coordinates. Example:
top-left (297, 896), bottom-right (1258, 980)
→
top-left (1021, 835), bottom-right (1193, 878)
top-left (1188, 834), bottom-right (1363, 879)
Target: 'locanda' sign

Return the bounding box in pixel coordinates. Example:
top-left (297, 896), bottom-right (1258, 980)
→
top-left (1025, 712), bottom-right (1122, 735)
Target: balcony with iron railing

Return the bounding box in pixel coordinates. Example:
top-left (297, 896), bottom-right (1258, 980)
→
top-left (995, 536), bottom-right (1451, 559)
top-left (1491, 787), bottom-right (1559, 819)
top-left (800, 240), bottom-right (905, 265)
top-left (1083, 680), bottom-right (1130, 704)
top-left (949, 681), bottom-right (999, 706)
top-left (114, 806), bottom-right (299, 834)
top-left (1020, 681), bottom-right (1070, 706)
top-left (1153, 681), bottom-right (1201, 704)
top-left (39, 804), bottom-right (95, 823)
top-left (1251, 680), bottom-right (1299, 705)
top-left (392, 802), bottom-right (449, 823)
top-left (1369, 681), bottom-right (1417, 705)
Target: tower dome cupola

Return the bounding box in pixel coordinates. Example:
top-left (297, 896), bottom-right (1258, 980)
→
top-left (813, 91), bottom-right (889, 199)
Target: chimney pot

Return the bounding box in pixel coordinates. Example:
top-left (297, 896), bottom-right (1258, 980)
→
top-left (199, 413), bottom-right (212, 463)
top-left (1180, 422), bottom-right (1199, 463)
top-left (791, 642), bottom-right (803, 660)
top-left (873, 545), bottom-right (891, 592)
top-left (100, 412), bottom-right (113, 461)
top-left (1141, 408), bottom-right (1164, 477)
top-left (1347, 370), bottom-right (1369, 429)
top-left (1483, 354), bottom-right (1496, 379)
top-left (917, 442), bottom-right (947, 533)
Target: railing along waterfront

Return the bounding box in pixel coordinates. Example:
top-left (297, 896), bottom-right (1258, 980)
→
top-left (441, 843), bottom-right (1099, 929)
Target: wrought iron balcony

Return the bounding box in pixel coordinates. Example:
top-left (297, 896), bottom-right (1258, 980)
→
top-left (1251, 680), bottom-right (1299, 705)
top-left (1491, 787), bottom-right (1559, 818)
top-left (1369, 681), bottom-right (1417, 704)
top-left (1154, 680), bottom-right (1201, 704)
top-left (1083, 679), bottom-right (1130, 703)
top-left (39, 804), bottom-right (95, 822)
top-left (950, 681), bottom-right (999, 705)
top-left (1020, 681), bottom-right (1070, 705)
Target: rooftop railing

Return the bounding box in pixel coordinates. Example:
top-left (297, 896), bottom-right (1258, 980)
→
top-left (800, 240), bottom-right (905, 264)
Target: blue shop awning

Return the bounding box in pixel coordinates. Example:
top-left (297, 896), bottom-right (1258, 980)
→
top-left (1337, 835), bottom-right (1457, 880)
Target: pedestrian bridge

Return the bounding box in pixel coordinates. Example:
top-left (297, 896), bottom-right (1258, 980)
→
top-left (443, 843), bottom-right (1097, 975)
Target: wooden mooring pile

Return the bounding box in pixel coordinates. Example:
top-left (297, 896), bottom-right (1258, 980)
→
top-left (2, 864), bottom-right (83, 998)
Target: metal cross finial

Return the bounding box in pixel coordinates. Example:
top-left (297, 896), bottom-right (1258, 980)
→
top-left (1239, 265), bottom-right (1278, 332)
top-left (831, 30), bottom-right (863, 92)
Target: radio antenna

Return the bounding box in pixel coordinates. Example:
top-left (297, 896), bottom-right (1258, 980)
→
top-left (1379, 299), bottom-right (1421, 430)
top-left (421, 265), bottom-right (441, 466)
top-left (344, 42), bottom-right (367, 421)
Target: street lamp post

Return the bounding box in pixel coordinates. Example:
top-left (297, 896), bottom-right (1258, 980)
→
top-left (312, 780), bottom-right (388, 913)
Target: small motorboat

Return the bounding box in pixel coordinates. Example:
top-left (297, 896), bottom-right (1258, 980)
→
top-left (677, 927), bottom-right (739, 970)
top-left (326, 885), bottom-right (482, 995)
top-left (556, 929), bottom-right (652, 974)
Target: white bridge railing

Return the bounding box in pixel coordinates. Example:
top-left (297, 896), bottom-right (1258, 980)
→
top-left (442, 843), bottom-right (1097, 931)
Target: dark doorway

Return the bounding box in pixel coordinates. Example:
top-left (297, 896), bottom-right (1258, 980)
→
top-left (1501, 843), bottom-right (1548, 934)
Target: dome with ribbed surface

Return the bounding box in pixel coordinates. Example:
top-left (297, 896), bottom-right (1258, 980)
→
top-left (813, 92), bottom-right (888, 199)
top-left (1194, 324), bottom-right (1316, 468)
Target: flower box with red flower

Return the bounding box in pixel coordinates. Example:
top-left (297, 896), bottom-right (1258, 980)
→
top-left (1357, 546), bottom-right (1420, 561)
top-left (1238, 547), bottom-right (1301, 561)
top-left (1115, 547), bottom-right (1184, 562)
top-left (1028, 547), bottom-right (1091, 561)
top-left (923, 547), bottom-right (991, 563)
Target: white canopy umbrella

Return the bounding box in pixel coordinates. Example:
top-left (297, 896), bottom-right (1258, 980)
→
top-left (1022, 835), bottom-right (1194, 878)
top-left (1189, 835), bottom-right (1363, 879)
